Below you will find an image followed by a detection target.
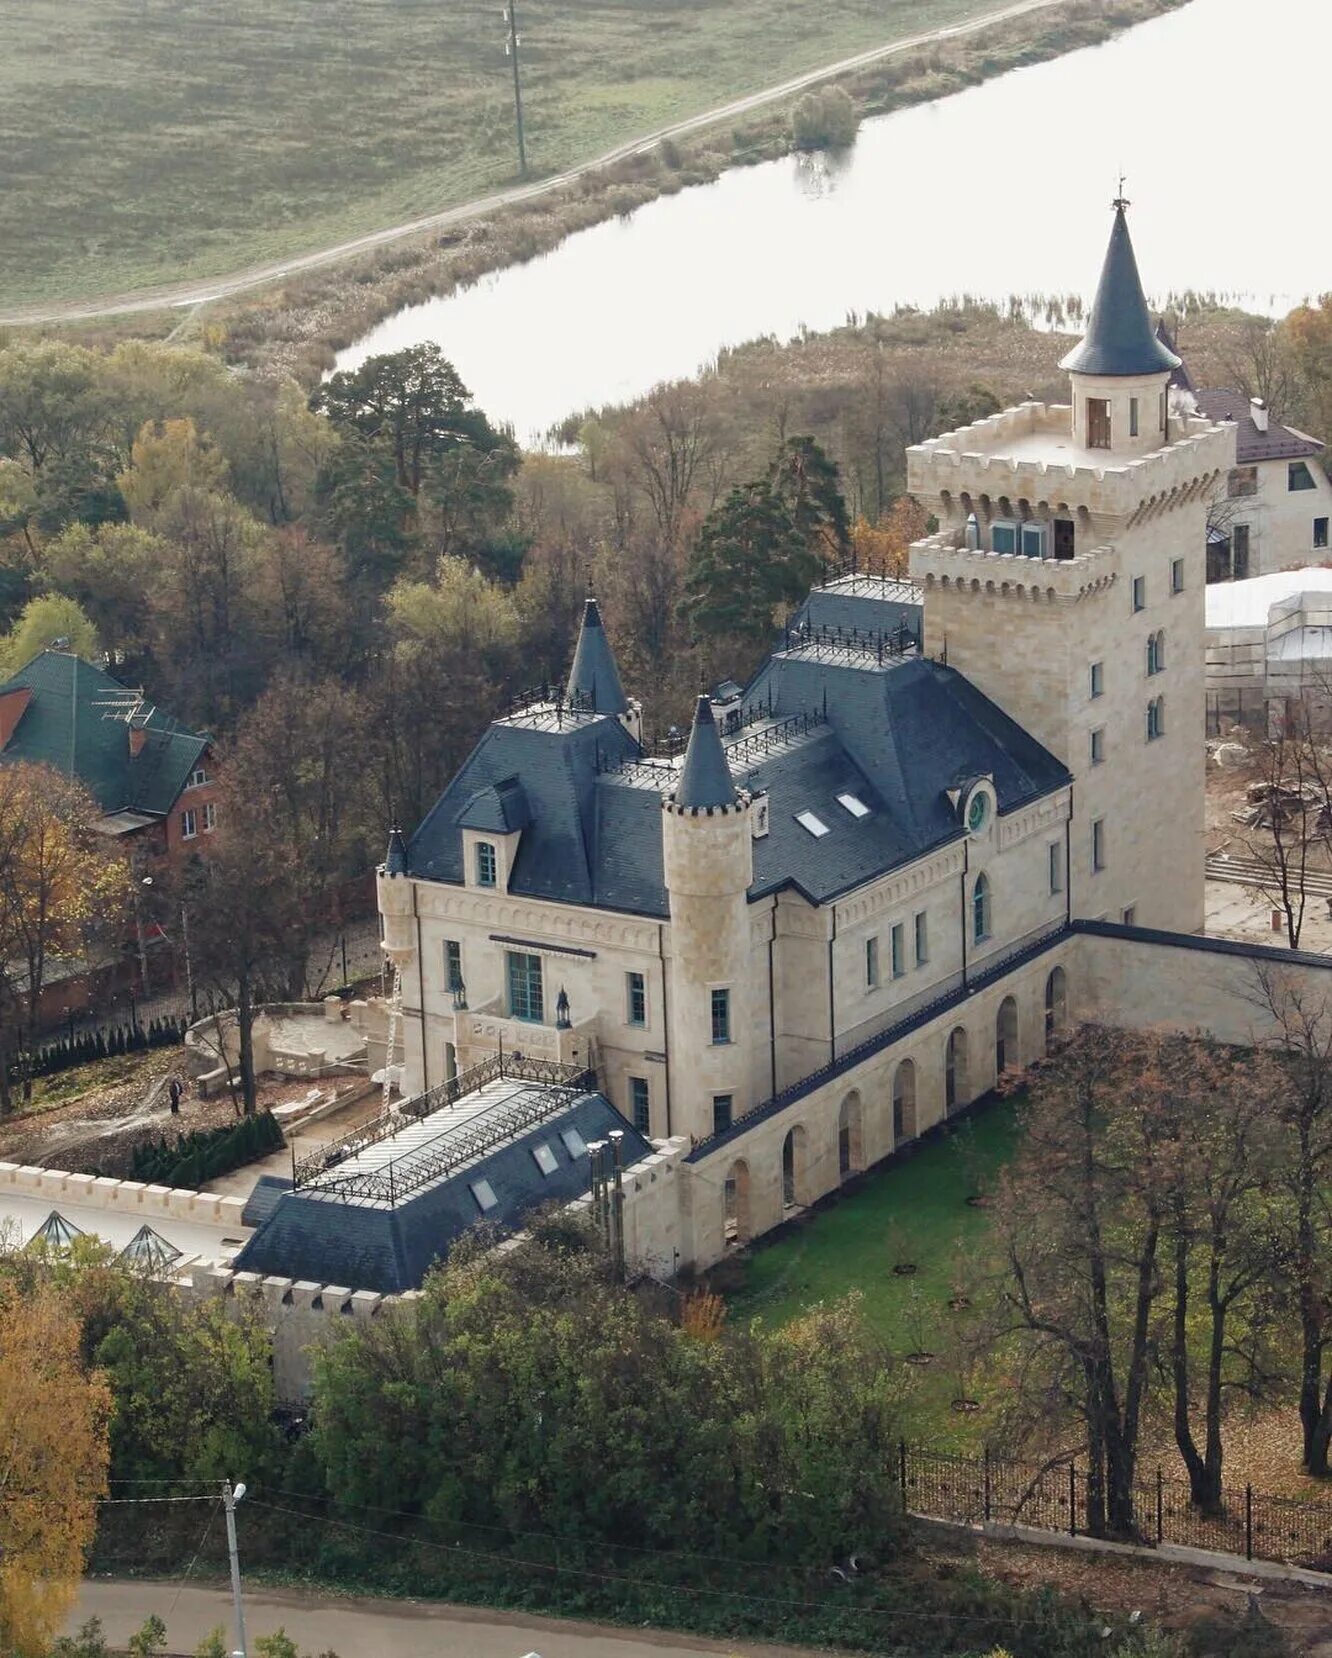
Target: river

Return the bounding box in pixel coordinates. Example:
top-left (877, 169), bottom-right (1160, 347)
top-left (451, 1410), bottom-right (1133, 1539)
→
top-left (335, 0), bottom-right (1325, 443)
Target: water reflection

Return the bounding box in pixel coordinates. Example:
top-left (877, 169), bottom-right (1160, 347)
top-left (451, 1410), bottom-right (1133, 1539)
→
top-left (336, 0), bottom-right (1327, 443)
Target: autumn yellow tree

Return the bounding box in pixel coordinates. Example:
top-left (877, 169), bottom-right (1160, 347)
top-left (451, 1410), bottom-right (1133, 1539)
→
top-left (0, 763), bottom-right (130, 1109)
top-left (0, 1282), bottom-right (111, 1657)
top-left (849, 495), bottom-right (930, 578)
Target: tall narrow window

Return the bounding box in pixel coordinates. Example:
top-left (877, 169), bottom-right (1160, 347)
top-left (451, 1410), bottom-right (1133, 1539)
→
top-left (1316, 518), bottom-right (1330, 551)
top-left (891, 923), bottom-right (905, 978)
top-left (712, 1094), bottom-right (733, 1135)
top-left (444, 939), bottom-right (463, 994)
top-left (1048, 841), bottom-right (1063, 895)
top-left (865, 936), bottom-right (879, 990)
top-left (180, 808), bottom-right (197, 840)
top-left (1087, 398), bottom-right (1111, 449)
top-left (914, 910), bottom-right (929, 966)
top-left (710, 988), bottom-right (731, 1045)
top-left (1129, 396), bottom-right (1139, 437)
top-left (506, 951), bottom-right (543, 1023)
top-left (1090, 727), bottom-right (1105, 765)
top-left (626, 971), bottom-right (647, 1027)
top-left (1090, 661), bottom-right (1104, 699)
top-left (1132, 575), bottom-right (1146, 613)
top-left (629, 1076), bottom-right (650, 1135)
top-left (1159, 390), bottom-right (1166, 432)
top-left (972, 873), bottom-right (991, 944)
top-left (1232, 524), bottom-right (1251, 579)
top-left (475, 841), bottom-right (497, 887)
top-left (1171, 558), bottom-right (1185, 594)
top-left (1092, 818), bottom-right (1106, 874)
top-left (1147, 696), bottom-right (1165, 741)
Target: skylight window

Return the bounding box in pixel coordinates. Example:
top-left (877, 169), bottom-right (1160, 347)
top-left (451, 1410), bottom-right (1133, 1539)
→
top-left (560, 1126), bottom-right (588, 1159)
top-left (470, 1178), bottom-right (499, 1213)
top-left (795, 810), bottom-right (830, 838)
top-left (837, 792), bottom-right (870, 819)
top-left (531, 1142), bottom-right (559, 1177)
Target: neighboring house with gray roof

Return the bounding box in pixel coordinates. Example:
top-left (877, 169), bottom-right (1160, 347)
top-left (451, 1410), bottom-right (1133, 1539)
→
top-left (0, 650), bottom-right (220, 866)
top-left (1152, 333), bottom-right (1331, 582)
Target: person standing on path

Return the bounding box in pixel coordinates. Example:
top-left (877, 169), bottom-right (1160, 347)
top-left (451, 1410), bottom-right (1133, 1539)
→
top-left (168, 1076), bottom-right (183, 1115)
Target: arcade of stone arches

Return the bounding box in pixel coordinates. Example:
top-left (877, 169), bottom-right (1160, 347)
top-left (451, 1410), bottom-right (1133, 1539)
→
top-left (722, 964), bottom-right (1068, 1244)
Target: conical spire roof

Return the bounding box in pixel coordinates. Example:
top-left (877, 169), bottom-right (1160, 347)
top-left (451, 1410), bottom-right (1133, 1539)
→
top-left (384, 824), bottom-right (408, 876)
top-left (566, 597), bottom-right (628, 715)
top-left (1060, 202), bottom-right (1181, 378)
top-left (675, 695), bottom-right (736, 810)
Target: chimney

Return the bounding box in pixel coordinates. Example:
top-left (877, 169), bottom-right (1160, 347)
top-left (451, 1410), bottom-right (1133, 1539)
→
top-left (1251, 397), bottom-right (1270, 434)
top-left (129, 726), bottom-right (147, 757)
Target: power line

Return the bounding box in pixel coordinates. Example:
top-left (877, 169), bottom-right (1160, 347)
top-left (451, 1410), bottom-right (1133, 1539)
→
top-left (239, 1498), bottom-right (1132, 1637)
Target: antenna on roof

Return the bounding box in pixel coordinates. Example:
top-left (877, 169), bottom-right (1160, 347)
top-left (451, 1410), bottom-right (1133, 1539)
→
top-left (1113, 171), bottom-right (1130, 211)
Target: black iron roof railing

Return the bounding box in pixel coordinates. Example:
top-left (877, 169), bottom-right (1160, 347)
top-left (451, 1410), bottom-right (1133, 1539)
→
top-left (779, 619), bottom-right (919, 664)
top-left (503, 683), bottom-right (597, 721)
top-left (293, 1053), bottom-right (594, 1193)
top-left (687, 918), bottom-right (1070, 1162)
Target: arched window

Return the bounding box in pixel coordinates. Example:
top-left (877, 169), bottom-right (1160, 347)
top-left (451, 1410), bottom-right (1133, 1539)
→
top-left (892, 1061), bottom-right (917, 1143)
top-left (1146, 630), bottom-right (1165, 676)
top-left (1147, 696), bottom-right (1165, 741)
top-left (973, 872), bottom-right (991, 944)
top-left (996, 996), bottom-right (1019, 1075)
top-left (945, 1027), bottom-right (969, 1113)
top-left (1044, 967), bottom-right (1068, 1047)
top-left (1156, 630), bottom-right (1165, 672)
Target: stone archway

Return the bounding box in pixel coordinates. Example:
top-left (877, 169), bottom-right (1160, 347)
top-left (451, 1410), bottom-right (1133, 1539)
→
top-left (838, 1091), bottom-right (864, 1179)
top-left (892, 1060), bottom-right (917, 1144)
top-left (945, 1027), bottom-right (969, 1114)
top-left (782, 1125), bottom-right (809, 1209)
top-left (724, 1160), bottom-right (752, 1246)
top-left (995, 996), bottom-right (1019, 1077)
top-left (1044, 967), bottom-right (1069, 1050)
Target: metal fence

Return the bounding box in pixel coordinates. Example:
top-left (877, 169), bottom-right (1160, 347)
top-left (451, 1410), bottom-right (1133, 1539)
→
top-left (899, 1442), bottom-right (1332, 1572)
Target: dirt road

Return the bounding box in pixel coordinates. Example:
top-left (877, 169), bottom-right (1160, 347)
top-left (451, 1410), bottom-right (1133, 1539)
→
top-left (2, 0), bottom-right (1069, 327)
top-left (70, 1579), bottom-right (817, 1658)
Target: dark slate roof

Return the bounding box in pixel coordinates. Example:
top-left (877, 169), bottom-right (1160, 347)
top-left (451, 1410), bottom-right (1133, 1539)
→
top-left (0, 651), bottom-right (208, 817)
top-left (738, 651), bottom-right (1070, 903)
top-left (407, 709), bottom-right (657, 908)
top-left (566, 598), bottom-right (629, 715)
top-left (1190, 388), bottom-right (1324, 464)
top-left (384, 826), bottom-right (408, 875)
top-left (234, 1091), bottom-right (650, 1294)
top-left (676, 695), bottom-right (736, 809)
top-left (1060, 205), bottom-right (1180, 378)
top-left (458, 776), bottom-right (531, 833)
top-left (788, 575), bottom-right (923, 644)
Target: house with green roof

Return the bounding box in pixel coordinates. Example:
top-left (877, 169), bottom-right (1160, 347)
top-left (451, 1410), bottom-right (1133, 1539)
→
top-left (0, 650), bottom-right (220, 863)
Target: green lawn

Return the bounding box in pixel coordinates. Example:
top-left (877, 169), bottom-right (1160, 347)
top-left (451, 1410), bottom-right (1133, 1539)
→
top-left (724, 1096), bottom-right (1021, 1442)
top-left (0, 0), bottom-right (1010, 309)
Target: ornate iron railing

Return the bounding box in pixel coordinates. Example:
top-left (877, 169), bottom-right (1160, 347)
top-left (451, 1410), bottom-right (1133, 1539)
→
top-left (779, 618), bottom-right (919, 664)
top-left (293, 1053), bottom-right (594, 1193)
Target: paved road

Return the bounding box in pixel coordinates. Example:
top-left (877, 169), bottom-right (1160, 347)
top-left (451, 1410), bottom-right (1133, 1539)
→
top-left (3, 0), bottom-right (1068, 326)
top-left (70, 1580), bottom-right (817, 1658)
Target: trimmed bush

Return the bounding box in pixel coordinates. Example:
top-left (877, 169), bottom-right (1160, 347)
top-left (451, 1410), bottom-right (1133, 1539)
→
top-left (130, 1110), bottom-right (284, 1189)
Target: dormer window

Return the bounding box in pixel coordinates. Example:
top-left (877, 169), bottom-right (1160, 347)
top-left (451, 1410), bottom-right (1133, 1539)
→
top-left (990, 520), bottom-right (1019, 555)
top-left (475, 841), bottom-right (497, 887)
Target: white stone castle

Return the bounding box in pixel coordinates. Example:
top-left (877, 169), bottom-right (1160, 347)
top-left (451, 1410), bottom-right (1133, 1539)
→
top-left (372, 204), bottom-right (1290, 1274)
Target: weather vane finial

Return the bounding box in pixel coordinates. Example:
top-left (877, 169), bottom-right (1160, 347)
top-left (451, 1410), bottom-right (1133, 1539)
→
top-left (1114, 171), bottom-right (1130, 211)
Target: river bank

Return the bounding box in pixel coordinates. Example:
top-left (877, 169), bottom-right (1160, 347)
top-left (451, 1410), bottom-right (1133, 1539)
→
top-left (179, 0), bottom-right (1182, 390)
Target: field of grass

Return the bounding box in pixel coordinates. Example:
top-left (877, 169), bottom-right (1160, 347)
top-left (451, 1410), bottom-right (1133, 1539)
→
top-left (724, 1096), bottom-right (1021, 1442)
top-left (0, 0), bottom-right (1033, 309)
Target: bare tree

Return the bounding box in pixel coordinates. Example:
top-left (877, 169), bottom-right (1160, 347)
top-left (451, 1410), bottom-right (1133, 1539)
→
top-left (613, 383), bottom-right (718, 552)
top-left (1235, 709), bottom-right (1319, 949)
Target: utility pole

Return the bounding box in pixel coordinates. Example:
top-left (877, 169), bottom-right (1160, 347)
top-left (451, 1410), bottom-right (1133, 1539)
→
top-left (222, 1479), bottom-right (249, 1658)
top-left (503, 2), bottom-right (527, 177)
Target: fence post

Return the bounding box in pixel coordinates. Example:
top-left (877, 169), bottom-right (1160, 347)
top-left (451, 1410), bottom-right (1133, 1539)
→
top-left (1156, 1467), bottom-right (1163, 1545)
top-left (983, 1445), bottom-right (991, 1524)
top-left (899, 1439), bottom-right (908, 1505)
top-left (1068, 1462), bottom-right (1077, 1538)
top-left (1245, 1484), bottom-right (1254, 1561)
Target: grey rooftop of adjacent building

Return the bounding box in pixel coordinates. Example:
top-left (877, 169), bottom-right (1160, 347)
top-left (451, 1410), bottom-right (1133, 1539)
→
top-left (1060, 202), bottom-right (1181, 379)
top-left (235, 1065), bottom-right (650, 1293)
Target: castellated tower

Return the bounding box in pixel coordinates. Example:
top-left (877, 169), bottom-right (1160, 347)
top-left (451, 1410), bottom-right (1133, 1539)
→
top-left (661, 696), bottom-right (757, 1144)
top-left (907, 201), bottom-right (1236, 935)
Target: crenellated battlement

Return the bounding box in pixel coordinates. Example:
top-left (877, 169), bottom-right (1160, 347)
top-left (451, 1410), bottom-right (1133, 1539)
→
top-left (909, 528), bottom-right (1120, 601)
top-left (907, 401), bottom-right (1234, 518)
